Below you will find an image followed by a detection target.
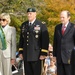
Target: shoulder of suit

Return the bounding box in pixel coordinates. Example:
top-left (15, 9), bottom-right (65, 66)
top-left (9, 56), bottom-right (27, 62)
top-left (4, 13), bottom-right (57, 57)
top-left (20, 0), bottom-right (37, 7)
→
top-left (55, 23), bottom-right (61, 28)
top-left (22, 21), bottom-right (28, 24)
top-left (9, 26), bottom-right (16, 31)
top-left (70, 22), bottom-right (75, 28)
top-left (35, 19), bottom-right (46, 24)
top-left (21, 21), bottom-right (28, 27)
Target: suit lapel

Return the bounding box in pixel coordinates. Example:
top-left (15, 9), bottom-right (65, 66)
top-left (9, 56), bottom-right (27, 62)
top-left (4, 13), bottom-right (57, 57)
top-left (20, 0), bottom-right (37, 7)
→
top-left (3, 25), bottom-right (9, 36)
top-left (57, 22), bottom-right (72, 37)
top-left (57, 24), bottom-right (62, 37)
top-left (63, 22), bottom-right (72, 36)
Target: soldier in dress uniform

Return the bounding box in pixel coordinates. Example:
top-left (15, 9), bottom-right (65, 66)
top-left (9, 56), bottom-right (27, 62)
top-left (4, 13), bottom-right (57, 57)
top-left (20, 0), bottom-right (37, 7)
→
top-left (19, 8), bottom-right (49, 75)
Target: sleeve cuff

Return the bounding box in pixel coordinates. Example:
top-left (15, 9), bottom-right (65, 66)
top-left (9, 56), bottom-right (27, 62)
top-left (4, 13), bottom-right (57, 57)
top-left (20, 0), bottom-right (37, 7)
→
top-left (19, 48), bottom-right (23, 51)
top-left (41, 49), bottom-right (48, 56)
top-left (19, 48), bottom-right (23, 54)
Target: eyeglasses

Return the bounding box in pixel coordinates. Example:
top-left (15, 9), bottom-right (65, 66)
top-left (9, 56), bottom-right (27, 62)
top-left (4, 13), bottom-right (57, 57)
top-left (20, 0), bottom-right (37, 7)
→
top-left (0, 19), bottom-right (6, 21)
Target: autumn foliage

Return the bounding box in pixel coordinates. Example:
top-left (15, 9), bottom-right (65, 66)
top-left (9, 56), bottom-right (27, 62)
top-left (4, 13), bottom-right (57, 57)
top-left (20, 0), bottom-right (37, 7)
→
top-left (0, 0), bottom-right (75, 45)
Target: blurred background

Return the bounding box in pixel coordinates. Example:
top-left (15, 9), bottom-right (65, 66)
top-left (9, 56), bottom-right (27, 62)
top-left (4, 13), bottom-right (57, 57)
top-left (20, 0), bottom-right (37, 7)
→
top-left (0, 0), bottom-right (75, 49)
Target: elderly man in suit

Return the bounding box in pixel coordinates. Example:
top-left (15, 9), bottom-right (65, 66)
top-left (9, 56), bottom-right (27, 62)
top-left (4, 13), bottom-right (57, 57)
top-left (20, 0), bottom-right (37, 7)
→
top-left (0, 13), bottom-right (16, 75)
top-left (19, 8), bottom-right (49, 75)
top-left (53, 10), bottom-right (75, 75)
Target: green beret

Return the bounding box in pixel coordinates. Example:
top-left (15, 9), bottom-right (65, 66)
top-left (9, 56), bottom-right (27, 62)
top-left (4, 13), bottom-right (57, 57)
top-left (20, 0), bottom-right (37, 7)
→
top-left (27, 8), bottom-right (36, 12)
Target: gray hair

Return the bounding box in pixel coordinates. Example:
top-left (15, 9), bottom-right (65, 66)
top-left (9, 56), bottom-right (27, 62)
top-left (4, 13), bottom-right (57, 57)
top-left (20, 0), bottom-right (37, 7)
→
top-left (61, 10), bottom-right (71, 17)
top-left (66, 10), bottom-right (71, 17)
top-left (0, 13), bottom-right (11, 24)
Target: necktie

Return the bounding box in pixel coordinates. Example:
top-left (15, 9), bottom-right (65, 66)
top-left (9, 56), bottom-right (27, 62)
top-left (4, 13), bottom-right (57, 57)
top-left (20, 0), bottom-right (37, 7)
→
top-left (29, 23), bottom-right (32, 26)
top-left (62, 25), bottom-right (66, 35)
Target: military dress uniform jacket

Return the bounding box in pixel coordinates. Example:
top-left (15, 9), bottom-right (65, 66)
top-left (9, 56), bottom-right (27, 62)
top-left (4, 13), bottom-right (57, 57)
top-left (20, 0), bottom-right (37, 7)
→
top-left (19, 19), bottom-right (49, 61)
top-left (53, 22), bottom-right (75, 64)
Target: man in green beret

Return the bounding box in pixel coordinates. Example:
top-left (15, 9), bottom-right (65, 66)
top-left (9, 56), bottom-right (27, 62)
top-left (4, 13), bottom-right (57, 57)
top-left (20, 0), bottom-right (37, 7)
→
top-left (19, 8), bottom-right (49, 75)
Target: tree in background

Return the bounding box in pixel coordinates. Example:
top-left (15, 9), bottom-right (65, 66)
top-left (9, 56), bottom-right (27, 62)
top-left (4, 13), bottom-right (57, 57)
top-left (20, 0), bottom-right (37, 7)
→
top-left (0, 0), bottom-right (75, 47)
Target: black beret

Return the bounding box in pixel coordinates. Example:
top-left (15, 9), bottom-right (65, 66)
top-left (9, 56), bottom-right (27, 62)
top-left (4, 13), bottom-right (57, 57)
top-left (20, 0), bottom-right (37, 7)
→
top-left (27, 8), bottom-right (36, 12)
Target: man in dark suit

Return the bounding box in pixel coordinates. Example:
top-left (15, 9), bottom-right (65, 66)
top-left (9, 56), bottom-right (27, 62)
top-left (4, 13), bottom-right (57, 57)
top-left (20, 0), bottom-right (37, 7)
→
top-left (70, 47), bottom-right (75, 75)
top-left (53, 10), bottom-right (75, 75)
top-left (19, 8), bottom-right (49, 75)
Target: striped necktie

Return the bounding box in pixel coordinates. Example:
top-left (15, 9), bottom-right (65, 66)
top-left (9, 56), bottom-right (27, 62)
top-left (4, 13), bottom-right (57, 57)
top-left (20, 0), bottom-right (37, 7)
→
top-left (62, 25), bottom-right (66, 35)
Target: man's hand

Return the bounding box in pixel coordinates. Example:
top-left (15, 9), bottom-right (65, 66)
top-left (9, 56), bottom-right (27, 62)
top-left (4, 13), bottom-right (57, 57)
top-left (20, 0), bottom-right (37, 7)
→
top-left (11, 59), bottom-right (16, 65)
top-left (19, 54), bottom-right (23, 60)
top-left (39, 55), bottom-right (47, 60)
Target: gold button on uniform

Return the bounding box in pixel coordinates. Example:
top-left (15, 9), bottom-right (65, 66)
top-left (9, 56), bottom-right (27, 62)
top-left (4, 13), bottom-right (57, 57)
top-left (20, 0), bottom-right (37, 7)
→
top-left (27, 32), bottom-right (29, 34)
top-left (27, 32), bottom-right (29, 46)
top-left (27, 36), bottom-right (29, 38)
top-left (27, 40), bottom-right (28, 42)
top-left (27, 44), bottom-right (29, 45)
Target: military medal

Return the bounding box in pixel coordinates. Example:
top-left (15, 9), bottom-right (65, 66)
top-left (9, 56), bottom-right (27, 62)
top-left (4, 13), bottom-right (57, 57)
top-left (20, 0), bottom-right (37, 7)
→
top-left (34, 25), bottom-right (40, 31)
top-left (35, 30), bottom-right (39, 33)
top-left (34, 25), bottom-right (40, 38)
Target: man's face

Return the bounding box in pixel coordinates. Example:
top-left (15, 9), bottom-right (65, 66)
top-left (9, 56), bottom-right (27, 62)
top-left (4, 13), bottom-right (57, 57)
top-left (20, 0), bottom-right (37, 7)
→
top-left (27, 12), bottom-right (36, 22)
top-left (60, 11), bottom-right (70, 25)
